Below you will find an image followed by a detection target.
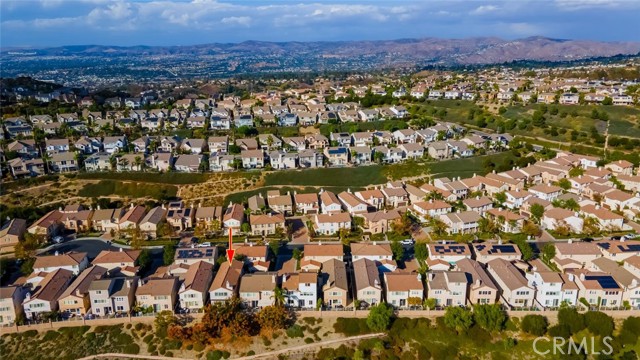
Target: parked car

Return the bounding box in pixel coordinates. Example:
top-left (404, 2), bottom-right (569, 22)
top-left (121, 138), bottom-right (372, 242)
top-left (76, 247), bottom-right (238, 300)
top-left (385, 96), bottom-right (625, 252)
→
top-left (623, 233), bottom-right (639, 240)
top-left (198, 242), bottom-right (212, 247)
top-left (52, 236), bottom-right (64, 244)
top-left (581, 237), bottom-right (594, 243)
top-left (400, 239), bottom-right (415, 245)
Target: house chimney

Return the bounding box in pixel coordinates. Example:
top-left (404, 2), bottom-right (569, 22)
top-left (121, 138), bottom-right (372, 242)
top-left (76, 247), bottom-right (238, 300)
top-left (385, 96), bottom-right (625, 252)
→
top-left (271, 275), bottom-right (276, 283)
top-left (579, 273), bottom-right (586, 281)
top-left (428, 272), bottom-right (435, 281)
top-left (138, 279), bottom-right (144, 287)
top-left (119, 247), bottom-right (123, 252)
top-left (498, 239), bottom-right (502, 245)
top-left (568, 239), bottom-right (573, 244)
top-left (55, 251), bottom-right (59, 256)
top-left (475, 279), bottom-right (481, 287)
top-left (126, 279), bottom-right (131, 288)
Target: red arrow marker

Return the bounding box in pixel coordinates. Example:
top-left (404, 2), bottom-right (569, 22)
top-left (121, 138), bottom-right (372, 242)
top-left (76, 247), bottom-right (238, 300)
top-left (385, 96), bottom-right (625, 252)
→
top-left (226, 227), bottom-right (235, 264)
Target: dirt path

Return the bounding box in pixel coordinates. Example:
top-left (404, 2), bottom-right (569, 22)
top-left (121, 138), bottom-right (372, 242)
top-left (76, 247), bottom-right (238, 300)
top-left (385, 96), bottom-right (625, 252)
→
top-left (233, 333), bottom-right (384, 360)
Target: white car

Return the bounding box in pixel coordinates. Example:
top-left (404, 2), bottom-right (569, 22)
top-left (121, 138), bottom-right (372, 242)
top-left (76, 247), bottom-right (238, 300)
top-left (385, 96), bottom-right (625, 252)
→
top-left (400, 239), bottom-right (415, 245)
top-left (623, 233), bottom-right (639, 240)
top-left (198, 242), bottom-right (212, 247)
top-left (53, 236), bottom-right (64, 244)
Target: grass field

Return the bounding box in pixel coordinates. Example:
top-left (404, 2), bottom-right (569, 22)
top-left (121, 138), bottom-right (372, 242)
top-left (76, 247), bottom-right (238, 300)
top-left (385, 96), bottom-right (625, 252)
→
top-left (264, 166), bottom-right (388, 187)
top-left (76, 171), bottom-right (250, 185)
top-left (263, 152), bottom-right (514, 187)
top-left (77, 180), bottom-right (178, 199)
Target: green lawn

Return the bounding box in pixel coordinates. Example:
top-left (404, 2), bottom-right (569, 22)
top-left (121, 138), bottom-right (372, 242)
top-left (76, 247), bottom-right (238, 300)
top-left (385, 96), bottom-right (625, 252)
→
top-left (264, 166), bottom-right (387, 187)
top-left (76, 171), bottom-right (250, 184)
top-left (77, 180), bottom-right (177, 199)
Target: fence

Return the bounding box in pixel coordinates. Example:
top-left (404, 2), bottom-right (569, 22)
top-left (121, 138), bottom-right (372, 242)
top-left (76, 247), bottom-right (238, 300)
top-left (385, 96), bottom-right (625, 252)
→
top-left (3, 308), bottom-right (640, 335)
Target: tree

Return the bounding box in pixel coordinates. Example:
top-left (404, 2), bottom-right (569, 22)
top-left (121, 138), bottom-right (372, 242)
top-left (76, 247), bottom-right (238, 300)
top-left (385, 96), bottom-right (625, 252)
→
top-left (522, 221), bottom-right (541, 238)
top-left (271, 287), bottom-right (285, 307)
top-left (268, 239), bottom-right (281, 256)
top-left (423, 298), bottom-right (437, 310)
top-left (292, 248), bottom-right (303, 261)
top-left (407, 297), bottom-right (422, 307)
top-left (521, 314), bottom-right (548, 336)
top-left (138, 249), bottom-right (151, 271)
top-left (155, 310), bottom-right (177, 338)
top-left (390, 240), bottom-right (405, 261)
top-left (602, 96), bottom-right (613, 105)
top-left (430, 218), bottom-right (449, 236)
top-left (512, 239), bottom-right (534, 261)
top-left (557, 178), bottom-right (572, 191)
top-left (366, 303), bottom-right (394, 332)
top-left (15, 232), bottom-right (41, 260)
top-left (494, 192), bottom-right (507, 206)
top-left (241, 222), bottom-right (250, 233)
top-left (163, 244), bottom-right (175, 266)
top-left (444, 306), bottom-right (474, 334)
top-left (541, 243), bottom-right (556, 263)
top-left (414, 243), bottom-right (428, 262)
top-left (584, 311), bottom-right (614, 337)
top-left (257, 304), bottom-right (290, 332)
top-left (391, 212), bottom-right (413, 235)
top-left (582, 217), bottom-right (601, 237)
top-left (557, 307), bottom-right (585, 335)
top-left (530, 204), bottom-right (545, 223)
top-left (569, 167), bottom-right (584, 177)
top-left (473, 304), bottom-right (507, 332)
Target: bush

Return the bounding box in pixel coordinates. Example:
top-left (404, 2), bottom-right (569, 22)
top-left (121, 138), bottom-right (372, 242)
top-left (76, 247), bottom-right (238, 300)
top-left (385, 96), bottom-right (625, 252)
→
top-left (619, 317), bottom-right (640, 345)
top-left (122, 344), bottom-right (140, 355)
top-left (286, 324), bottom-right (304, 338)
top-left (42, 330), bottom-right (60, 341)
top-left (193, 342), bottom-right (206, 352)
top-left (304, 337), bottom-right (314, 344)
top-left (584, 311), bottom-right (614, 337)
top-left (302, 317), bottom-right (317, 326)
top-left (521, 315), bottom-right (548, 336)
top-left (207, 350), bottom-right (223, 360)
top-left (143, 334), bottom-right (154, 343)
top-left (246, 350), bottom-right (256, 356)
top-left (557, 307), bottom-right (585, 335)
top-left (366, 303), bottom-right (394, 332)
top-left (126, 323), bottom-right (132, 329)
top-left (23, 330), bottom-right (38, 338)
top-left (548, 324), bottom-right (571, 338)
top-left (334, 318), bottom-right (371, 336)
top-left (134, 323), bottom-right (144, 331)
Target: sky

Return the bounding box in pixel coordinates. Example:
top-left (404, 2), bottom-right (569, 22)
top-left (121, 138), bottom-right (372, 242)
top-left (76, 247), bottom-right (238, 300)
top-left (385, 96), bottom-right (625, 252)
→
top-left (2, 0), bottom-right (640, 48)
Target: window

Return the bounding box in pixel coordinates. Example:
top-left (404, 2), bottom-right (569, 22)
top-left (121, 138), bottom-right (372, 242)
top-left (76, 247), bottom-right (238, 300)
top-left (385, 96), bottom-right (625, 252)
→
top-left (114, 297), bottom-right (125, 302)
top-left (213, 292), bottom-right (227, 297)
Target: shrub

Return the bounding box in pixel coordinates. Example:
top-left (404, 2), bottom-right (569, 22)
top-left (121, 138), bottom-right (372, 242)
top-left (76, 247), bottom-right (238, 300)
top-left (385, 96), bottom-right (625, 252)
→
top-left (521, 315), bottom-right (548, 336)
top-left (334, 318), bottom-right (371, 336)
top-left (557, 307), bottom-right (585, 335)
top-left (619, 317), bottom-right (640, 345)
top-left (304, 337), bottom-right (314, 344)
top-left (134, 323), bottom-right (144, 331)
top-left (23, 330), bottom-right (38, 338)
top-left (143, 334), bottom-right (154, 344)
top-left (246, 350), bottom-right (256, 356)
top-left (302, 317), bottom-right (317, 326)
top-left (207, 350), bottom-right (224, 360)
top-left (584, 311), bottom-right (614, 337)
top-left (548, 324), bottom-right (571, 338)
top-left (262, 337), bottom-right (271, 346)
top-left (42, 330), bottom-right (59, 341)
top-left (122, 344), bottom-right (140, 355)
top-left (366, 303), bottom-right (394, 332)
top-left (148, 344), bottom-right (157, 353)
top-left (193, 342), bottom-right (206, 352)
top-left (286, 324), bottom-right (304, 338)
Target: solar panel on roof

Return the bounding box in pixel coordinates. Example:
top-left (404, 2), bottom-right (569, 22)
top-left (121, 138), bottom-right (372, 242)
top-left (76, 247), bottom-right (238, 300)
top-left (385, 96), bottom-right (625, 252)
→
top-left (598, 242), bottom-right (611, 250)
top-left (585, 275), bottom-right (619, 289)
top-left (492, 245), bottom-right (516, 254)
top-left (475, 245), bottom-right (486, 251)
top-left (623, 245), bottom-right (640, 252)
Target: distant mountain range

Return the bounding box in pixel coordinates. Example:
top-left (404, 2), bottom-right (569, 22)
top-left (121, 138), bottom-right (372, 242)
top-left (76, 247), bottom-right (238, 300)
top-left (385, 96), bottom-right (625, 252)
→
top-left (4, 36), bottom-right (640, 65)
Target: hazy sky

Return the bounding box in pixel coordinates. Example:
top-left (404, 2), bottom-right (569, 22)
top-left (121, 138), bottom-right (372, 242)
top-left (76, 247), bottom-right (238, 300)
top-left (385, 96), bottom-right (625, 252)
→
top-left (2, 0), bottom-right (640, 48)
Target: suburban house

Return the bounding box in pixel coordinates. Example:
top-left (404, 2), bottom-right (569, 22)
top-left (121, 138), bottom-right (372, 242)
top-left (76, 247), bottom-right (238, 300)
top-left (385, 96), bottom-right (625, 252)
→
top-left (439, 211), bottom-right (482, 234)
top-left (454, 258), bottom-right (499, 305)
top-left (178, 261), bottom-right (214, 310)
top-left (486, 258), bottom-right (535, 308)
top-left (526, 271), bottom-right (579, 308)
top-left (223, 203), bottom-right (244, 235)
top-left (360, 210), bottom-right (401, 234)
top-left (353, 258), bottom-right (382, 307)
top-left (314, 212), bottom-right (351, 235)
top-left (209, 260), bottom-right (244, 303)
top-left (320, 191), bottom-right (342, 214)
top-left (239, 272), bottom-right (278, 308)
top-left (552, 241), bottom-right (602, 271)
top-left (542, 208), bottom-right (584, 234)
top-left (428, 243), bottom-right (472, 264)
top-left (57, 265), bottom-right (108, 317)
top-left (337, 191), bottom-right (369, 214)
top-left (384, 273), bottom-right (424, 308)
top-left (23, 269), bottom-right (74, 320)
top-left (303, 244), bottom-right (344, 263)
top-left (472, 243), bottom-right (522, 264)
top-left (321, 258), bottom-right (350, 308)
top-left (294, 193), bottom-right (320, 214)
top-left (572, 271), bottom-right (623, 309)
top-left (0, 218), bottom-right (27, 254)
top-left (92, 249), bottom-right (141, 276)
top-left (427, 271), bottom-right (468, 307)
top-left (139, 206), bottom-right (167, 239)
top-left (250, 213), bottom-right (286, 236)
top-left (135, 277), bottom-right (179, 313)
top-left (0, 286), bottom-right (25, 326)
top-left (351, 242), bottom-right (393, 263)
top-left (32, 251), bottom-right (89, 275)
top-left (281, 272), bottom-right (318, 309)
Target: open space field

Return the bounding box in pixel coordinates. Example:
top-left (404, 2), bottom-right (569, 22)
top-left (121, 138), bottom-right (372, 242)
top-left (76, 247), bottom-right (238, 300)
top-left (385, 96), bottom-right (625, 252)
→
top-left (76, 172), bottom-right (251, 185)
top-left (77, 180), bottom-right (178, 199)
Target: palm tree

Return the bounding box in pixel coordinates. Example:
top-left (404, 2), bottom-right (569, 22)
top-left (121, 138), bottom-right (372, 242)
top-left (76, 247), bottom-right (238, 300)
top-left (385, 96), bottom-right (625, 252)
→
top-left (271, 287), bottom-right (285, 307)
top-left (133, 156), bottom-right (143, 171)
